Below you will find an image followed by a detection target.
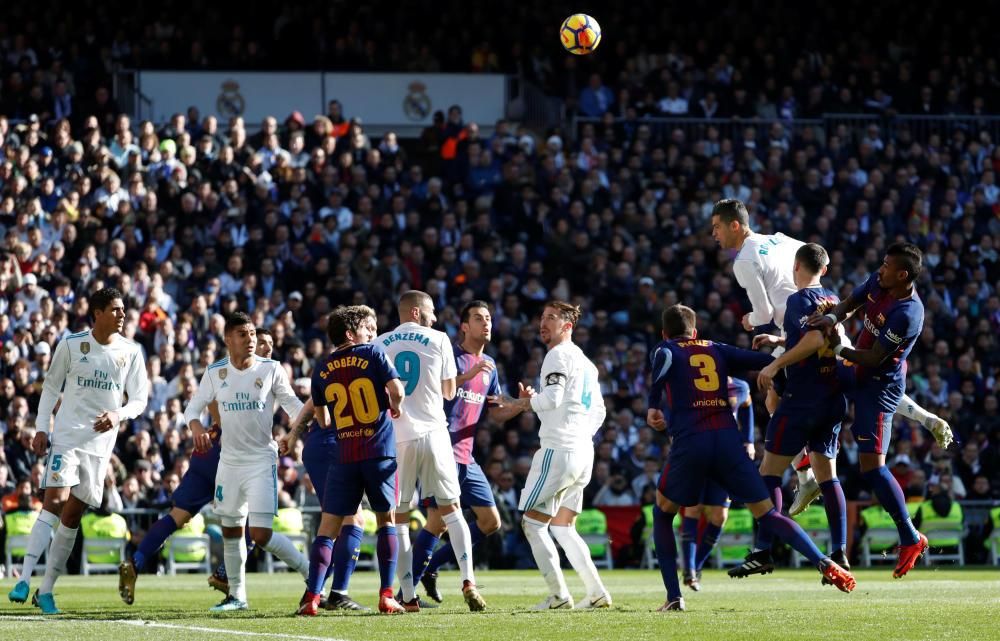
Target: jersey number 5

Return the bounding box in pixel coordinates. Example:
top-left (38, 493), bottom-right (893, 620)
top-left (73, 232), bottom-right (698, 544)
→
top-left (689, 354), bottom-right (720, 391)
top-left (324, 379), bottom-right (380, 429)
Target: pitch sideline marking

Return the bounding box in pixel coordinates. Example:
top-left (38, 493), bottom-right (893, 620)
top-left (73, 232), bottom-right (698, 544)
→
top-left (0, 616), bottom-right (351, 641)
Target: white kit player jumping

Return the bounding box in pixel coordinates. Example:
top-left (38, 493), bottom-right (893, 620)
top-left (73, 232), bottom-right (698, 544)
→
top-left (710, 198), bottom-right (953, 512)
top-left (376, 290), bottom-right (486, 612)
top-left (8, 287), bottom-right (149, 615)
top-left (183, 311), bottom-right (309, 612)
top-left (491, 300), bottom-right (611, 610)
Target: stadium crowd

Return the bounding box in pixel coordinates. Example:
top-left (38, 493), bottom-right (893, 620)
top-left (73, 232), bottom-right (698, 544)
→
top-left (1, 0), bottom-right (999, 570)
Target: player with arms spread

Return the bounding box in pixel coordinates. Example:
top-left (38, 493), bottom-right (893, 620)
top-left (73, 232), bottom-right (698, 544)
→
top-left (807, 242), bottom-right (936, 578)
top-left (377, 290), bottom-right (486, 612)
top-left (491, 301), bottom-right (612, 610)
top-left (409, 300), bottom-right (528, 603)
top-left (183, 312), bottom-right (308, 612)
top-left (647, 305), bottom-right (854, 612)
top-left (294, 305), bottom-right (407, 615)
top-left (8, 287), bottom-right (148, 615)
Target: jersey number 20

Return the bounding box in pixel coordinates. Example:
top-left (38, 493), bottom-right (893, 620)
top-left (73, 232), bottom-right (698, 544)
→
top-left (324, 379), bottom-right (379, 429)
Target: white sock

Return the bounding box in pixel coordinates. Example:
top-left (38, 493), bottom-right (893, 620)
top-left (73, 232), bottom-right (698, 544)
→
top-left (550, 524), bottom-right (606, 598)
top-left (396, 523), bottom-right (415, 601)
top-left (263, 532), bottom-right (309, 579)
top-left (897, 394), bottom-right (935, 427)
top-left (441, 509), bottom-right (476, 585)
top-left (796, 466), bottom-right (815, 486)
top-left (224, 536), bottom-right (248, 603)
top-left (38, 525), bottom-right (77, 594)
top-left (18, 509), bottom-right (58, 582)
top-left (522, 517), bottom-right (568, 598)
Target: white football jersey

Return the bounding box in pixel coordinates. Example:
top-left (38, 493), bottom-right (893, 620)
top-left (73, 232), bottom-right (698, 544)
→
top-left (376, 322), bottom-right (457, 442)
top-left (732, 232), bottom-right (804, 330)
top-left (532, 340), bottom-right (605, 451)
top-left (184, 356), bottom-right (304, 466)
top-left (35, 329), bottom-right (149, 456)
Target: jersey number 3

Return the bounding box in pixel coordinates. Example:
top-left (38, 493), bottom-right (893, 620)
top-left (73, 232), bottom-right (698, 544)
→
top-left (325, 379), bottom-right (379, 429)
top-left (689, 354), bottom-right (720, 391)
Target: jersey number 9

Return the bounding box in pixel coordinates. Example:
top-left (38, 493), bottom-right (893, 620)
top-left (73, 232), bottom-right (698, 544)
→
top-left (394, 351), bottom-right (421, 395)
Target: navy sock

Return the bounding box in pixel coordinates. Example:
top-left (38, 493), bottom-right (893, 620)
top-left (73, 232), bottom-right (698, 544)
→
top-left (331, 525), bottom-right (363, 593)
top-left (133, 514), bottom-right (179, 570)
top-left (306, 536), bottom-right (334, 594)
top-left (653, 507), bottom-right (682, 601)
top-left (756, 475), bottom-right (783, 551)
top-left (679, 515), bottom-right (698, 572)
top-left (862, 466), bottom-right (919, 545)
top-left (376, 526), bottom-right (398, 592)
top-left (758, 508), bottom-right (825, 566)
top-left (410, 528), bottom-right (440, 586)
top-left (820, 479), bottom-right (847, 552)
top-left (695, 523), bottom-right (722, 570)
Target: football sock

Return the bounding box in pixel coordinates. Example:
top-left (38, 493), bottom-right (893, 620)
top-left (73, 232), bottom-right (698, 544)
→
top-left (133, 513), bottom-right (179, 571)
top-left (897, 394), bottom-right (934, 427)
top-left (863, 466), bottom-right (920, 545)
top-left (679, 515), bottom-right (699, 571)
top-left (424, 520), bottom-right (488, 579)
top-left (550, 524), bottom-right (607, 597)
top-left (441, 509), bottom-right (476, 585)
top-left (223, 536), bottom-right (248, 602)
top-left (820, 479), bottom-right (847, 552)
top-left (306, 536), bottom-right (333, 594)
top-left (376, 525), bottom-right (398, 592)
top-left (695, 522), bottom-right (723, 571)
top-left (330, 525), bottom-right (363, 594)
top-left (395, 523), bottom-right (415, 601)
top-left (38, 525), bottom-right (77, 594)
top-left (18, 509), bottom-right (58, 582)
top-left (410, 528), bottom-right (440, 586)
top-left (652, 507), bottom-right (682, 601)
top-left (522, 516), bottom-right (568, 598)
top-left (755, 475), bottom-right (783, 551)
top-left (263, 531), bottom-right (309, 579)
top-left (758, 508), bottom-right (825, 566)
top-left (216, 527), bottom-right (254, 580)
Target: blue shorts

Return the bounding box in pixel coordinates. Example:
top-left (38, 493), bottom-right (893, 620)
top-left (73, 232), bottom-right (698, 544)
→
top-left (302, 438), bottom-right (331, 503)
top-left (840, 366), bottom-right (903, 455)
top-left (422, 461), bottom-right (496, 509)
top-left (658, 430), bottom-right (769, 507)
top-left (323, 457), bottom-right (397, 516)
top-left (172, 456), bottom-right (218, 514)
top-left (699, 479), bottom-right (731, 508)
top-left (766, 393), bottom-right (846, 459)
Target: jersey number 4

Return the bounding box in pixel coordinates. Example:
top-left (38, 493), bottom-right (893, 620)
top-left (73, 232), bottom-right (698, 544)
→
top-left (324, 379), bottom-right (380, 429)
top-left (689, 354), bottom-right (720, 391)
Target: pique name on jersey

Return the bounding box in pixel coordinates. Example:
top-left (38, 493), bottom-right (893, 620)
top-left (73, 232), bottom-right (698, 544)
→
top-left (318, 355), bottom-right (370, 379)
top-left (457, 387), bottom-right (486, 404)
top-left (77, 369), bottom-right (122, 391)
top-left (382, 332), bottom-right (431, 347)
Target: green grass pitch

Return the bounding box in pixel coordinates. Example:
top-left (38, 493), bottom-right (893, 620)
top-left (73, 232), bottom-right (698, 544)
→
top-left (2, 569), bottom-right (998, 641)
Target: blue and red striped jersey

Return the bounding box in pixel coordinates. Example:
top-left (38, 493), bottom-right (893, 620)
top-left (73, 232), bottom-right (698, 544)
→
top-left (783, 286), bottom-right (842, 397)
top-left (849, 273), bottom-right (924, 386)
top-left (310, 343), bottom-right (399, 463)
top-left (649, 339), bottom-right (773, 440)
top-left (444, 344), bottom-right (501, 465)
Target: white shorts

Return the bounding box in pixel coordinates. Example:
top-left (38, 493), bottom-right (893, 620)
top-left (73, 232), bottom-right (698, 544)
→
top-left (397, 430), bottom-right (461, 507)
top-left (213, 460), bottom-right (278, 527)
top-left (518, 447), bottom-right (593, 516)
top-left (41, 445), bottom-right (109, 508)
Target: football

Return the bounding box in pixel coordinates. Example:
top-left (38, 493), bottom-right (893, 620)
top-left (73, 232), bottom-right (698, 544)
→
top-left (560, 13), bottom-right (602, 55)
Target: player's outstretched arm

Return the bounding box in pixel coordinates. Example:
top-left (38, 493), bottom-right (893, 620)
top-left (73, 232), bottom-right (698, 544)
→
top-left (757, 331), bottom-right (825, 391)
top-left (489, 382), bottom-right (533, 423)
top-left (826, 328), bottom-right (892, 369)
top-left (280, 398), bottom-right (314, 456)
top-left (732, 259), bottom-right (774, 330)
top-left (807, 291), bottom-right (865, 330)
top-left (386, 378), bottom-right (405, 418)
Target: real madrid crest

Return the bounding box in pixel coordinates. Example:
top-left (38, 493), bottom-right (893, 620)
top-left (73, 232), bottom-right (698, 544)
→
top-left (116, 356), bottom-right (127, 369)
top-left (219, 368), bottom-right (228, 381)
top-left (217, 80), bottom-right (246, 119)
top-left (403, 81), bottom-right (432, 122)
top-left (255, 378), bottom-right (263, 389)
top-left (80, 342), bottom-right (90, 355)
